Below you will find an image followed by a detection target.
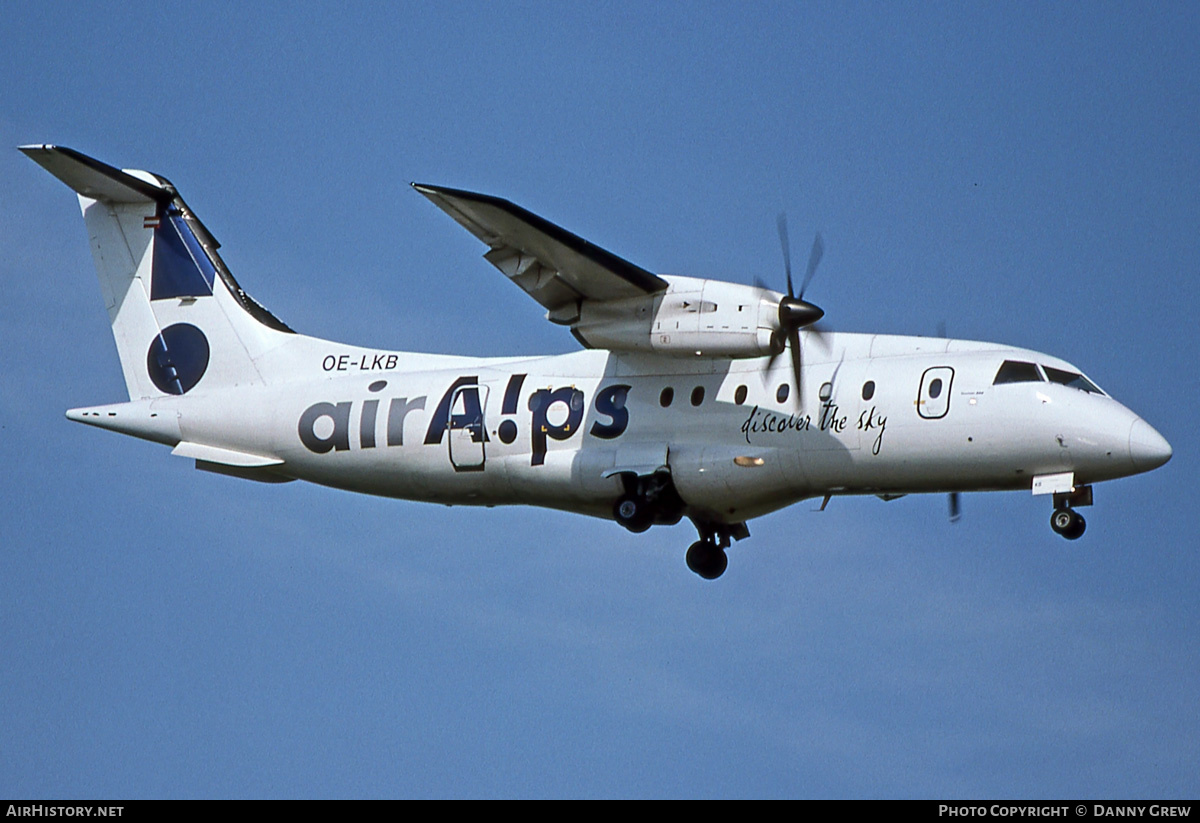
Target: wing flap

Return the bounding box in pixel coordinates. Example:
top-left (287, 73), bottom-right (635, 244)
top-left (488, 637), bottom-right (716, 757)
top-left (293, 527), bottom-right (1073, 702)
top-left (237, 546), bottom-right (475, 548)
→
top-left (413, 183), bottom-right (667, 311)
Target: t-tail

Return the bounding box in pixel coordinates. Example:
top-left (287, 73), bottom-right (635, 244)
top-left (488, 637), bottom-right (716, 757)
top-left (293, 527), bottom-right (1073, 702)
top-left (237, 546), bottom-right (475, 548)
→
top-left (21, 145), bottom-right (296, 401)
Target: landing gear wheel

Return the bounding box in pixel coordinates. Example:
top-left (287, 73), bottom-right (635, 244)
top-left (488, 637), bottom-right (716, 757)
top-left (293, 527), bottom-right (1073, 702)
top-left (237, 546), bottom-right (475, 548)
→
top-left (1065, 512), bottom-right (1086, 540)
top-left (686, 541), bottom-right (728, 580)
top-left (613, 495), bottom-right (653, 533)
top-left (1050, 508), bottom-right (1086, 540)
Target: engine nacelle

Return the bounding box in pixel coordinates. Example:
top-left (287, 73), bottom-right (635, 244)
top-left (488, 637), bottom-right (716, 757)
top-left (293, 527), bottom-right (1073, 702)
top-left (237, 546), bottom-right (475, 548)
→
top-left (568, 276), bottom-right (782, 358)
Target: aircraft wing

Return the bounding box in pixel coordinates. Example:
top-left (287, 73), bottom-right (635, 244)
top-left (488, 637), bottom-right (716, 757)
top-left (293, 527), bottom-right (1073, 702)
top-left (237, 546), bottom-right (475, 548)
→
top-left (413, 184), bottom-right (667, 319)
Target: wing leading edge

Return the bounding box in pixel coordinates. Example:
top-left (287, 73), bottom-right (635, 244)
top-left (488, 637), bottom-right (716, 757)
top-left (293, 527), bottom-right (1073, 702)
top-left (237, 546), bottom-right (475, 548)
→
top-left (413, 183), bottom-right (667, 321)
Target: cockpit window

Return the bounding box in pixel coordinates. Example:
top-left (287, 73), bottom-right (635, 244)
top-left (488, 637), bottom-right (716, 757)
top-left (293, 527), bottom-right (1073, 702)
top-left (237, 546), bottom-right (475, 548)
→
top-left (1043, 366), bottom-right (1103, 395)
top-left (993, 360), bottom-right (1043, 384)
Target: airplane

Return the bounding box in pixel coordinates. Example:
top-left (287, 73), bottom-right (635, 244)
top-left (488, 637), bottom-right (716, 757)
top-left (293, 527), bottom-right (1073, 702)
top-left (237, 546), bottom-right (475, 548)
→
top-left (22, 145), bottom-right (1173, 579)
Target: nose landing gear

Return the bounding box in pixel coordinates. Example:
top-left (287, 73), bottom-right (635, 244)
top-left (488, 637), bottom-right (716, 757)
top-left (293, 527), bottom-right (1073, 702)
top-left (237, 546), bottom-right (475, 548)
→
top-left (1050, 485), bottom-right (1092, 541)
top-left (1050, 507), bottom-right (1086, 540)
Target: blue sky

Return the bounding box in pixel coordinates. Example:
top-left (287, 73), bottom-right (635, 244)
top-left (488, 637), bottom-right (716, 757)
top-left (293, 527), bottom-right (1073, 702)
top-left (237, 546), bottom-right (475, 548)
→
top-left (1, 1), bottom-right (1197, 798)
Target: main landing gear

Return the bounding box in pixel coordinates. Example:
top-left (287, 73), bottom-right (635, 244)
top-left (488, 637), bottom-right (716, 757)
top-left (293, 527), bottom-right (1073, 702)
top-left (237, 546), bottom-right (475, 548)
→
top-left (612, 471), bottom-right (684, 534)
top-left (611, 472), bottom-right (748, 580)
top-left (1050, 485), bottom-right (1092, 541)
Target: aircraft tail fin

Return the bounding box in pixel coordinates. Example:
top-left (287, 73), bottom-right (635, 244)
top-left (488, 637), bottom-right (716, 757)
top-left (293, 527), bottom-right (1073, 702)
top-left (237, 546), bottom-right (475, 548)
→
top-left (21, 144), bottom-right (296, 400)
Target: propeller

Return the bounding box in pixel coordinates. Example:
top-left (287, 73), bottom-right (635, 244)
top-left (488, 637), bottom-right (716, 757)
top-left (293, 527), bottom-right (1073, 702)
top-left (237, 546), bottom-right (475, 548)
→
top-left (937, 319), bottom-right (962, 524)
top-left (764, 213), bottom-right (826, 397)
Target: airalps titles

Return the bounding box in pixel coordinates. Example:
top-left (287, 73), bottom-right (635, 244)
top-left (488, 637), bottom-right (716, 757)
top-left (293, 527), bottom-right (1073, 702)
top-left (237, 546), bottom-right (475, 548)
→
top-left (297, 373), bottom-right (631, 467)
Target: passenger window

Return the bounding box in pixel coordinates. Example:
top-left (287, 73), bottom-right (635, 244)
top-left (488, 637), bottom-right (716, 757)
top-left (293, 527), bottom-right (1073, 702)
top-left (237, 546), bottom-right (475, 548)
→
top-left (776, 384), bottom-right (789, 403)
top-left (691, 386), bottom-right (705, 406)
top-left (1043, 366), bottom-right (1102, 394)
top-left (660, 387), bottom-right (674, 407)
top-left (929, 378), bottom-right (943, 399)
top-left (734, 385), bottom-right (748, 405)
top-left (993, 360), bottom-right (1043, 384)
top-left (862, 380), bottom-right (875, 401)
top-left (819, 382), bottom-right (833, 401)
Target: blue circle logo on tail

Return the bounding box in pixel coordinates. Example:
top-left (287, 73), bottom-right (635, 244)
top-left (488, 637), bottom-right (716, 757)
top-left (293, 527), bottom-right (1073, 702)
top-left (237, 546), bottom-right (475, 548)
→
top-left (147, 323), bottom-right (210, 395)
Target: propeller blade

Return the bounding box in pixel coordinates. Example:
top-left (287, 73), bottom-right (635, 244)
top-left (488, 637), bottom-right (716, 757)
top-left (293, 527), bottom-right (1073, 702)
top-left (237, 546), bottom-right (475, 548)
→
top-left (767, 216), bottom-right (827, 402)
top-left (949, 492), bottom-right (961, 523)
top-left (808, 319), bottom-right (834, 351)
top-left (776, 212), bottom-right (794, 297)
top-left (800, 232), bottom-right (824, 299)
top-left (764, 345), bottom-right (781, 374)
top-left (788, 327), bottom-right (803, 401)
top-left (828, 354), bottom-right (845, 391)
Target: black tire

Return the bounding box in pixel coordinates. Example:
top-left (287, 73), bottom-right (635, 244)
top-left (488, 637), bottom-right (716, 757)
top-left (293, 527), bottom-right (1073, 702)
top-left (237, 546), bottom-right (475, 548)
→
top-left (1051, 508), bottom-right (1074, 535)
top-left (1051, 508), bottom-right (1086, 540)
top-left (613, 495), bottom-right (653, 533)
top-left (1064, 512), bottom-right (1086, 540)
top-left (686, 541), bottom-right (728, 580)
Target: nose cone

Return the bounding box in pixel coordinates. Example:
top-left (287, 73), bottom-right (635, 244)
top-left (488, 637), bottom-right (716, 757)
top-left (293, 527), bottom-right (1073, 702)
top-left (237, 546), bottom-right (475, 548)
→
top-left (1129, 419), bottom-right (1172, 473)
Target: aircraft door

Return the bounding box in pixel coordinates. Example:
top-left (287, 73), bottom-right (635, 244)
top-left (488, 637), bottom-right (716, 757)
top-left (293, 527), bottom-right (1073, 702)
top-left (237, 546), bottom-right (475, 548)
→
top-left (917, 367), bottom-right (954, 419)
top-left (447, 384), bottom-right (489, 471)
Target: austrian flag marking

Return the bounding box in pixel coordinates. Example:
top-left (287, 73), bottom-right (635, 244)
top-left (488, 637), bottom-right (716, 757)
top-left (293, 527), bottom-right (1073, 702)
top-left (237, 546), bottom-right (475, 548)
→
top-left (143, 215), bottom-right (160, 229)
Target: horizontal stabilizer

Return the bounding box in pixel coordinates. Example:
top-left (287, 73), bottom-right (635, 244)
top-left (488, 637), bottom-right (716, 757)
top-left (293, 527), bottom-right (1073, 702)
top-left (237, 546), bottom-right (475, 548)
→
top-left (19, 144), bottom-right (171, 204)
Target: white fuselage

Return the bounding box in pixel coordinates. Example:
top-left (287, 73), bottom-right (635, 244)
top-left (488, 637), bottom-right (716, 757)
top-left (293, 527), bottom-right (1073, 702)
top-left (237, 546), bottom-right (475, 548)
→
top-left (70, 330), bottom-right (1168, 526)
